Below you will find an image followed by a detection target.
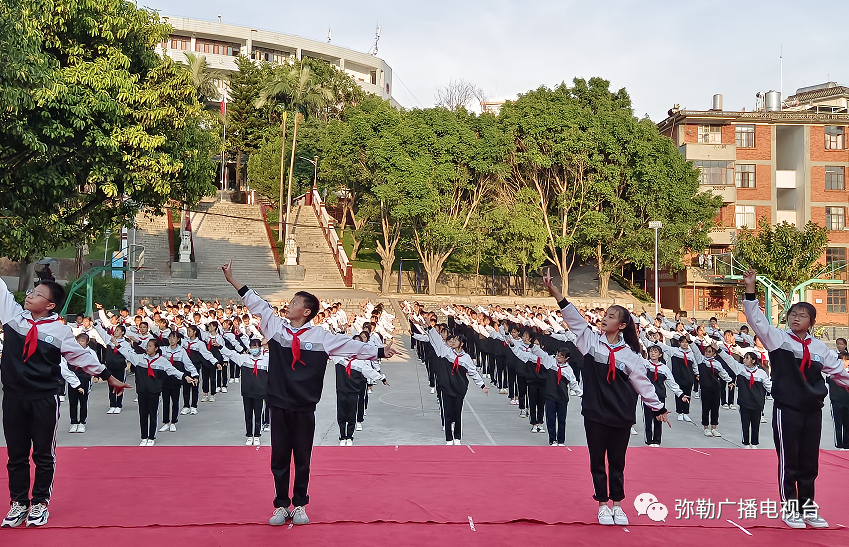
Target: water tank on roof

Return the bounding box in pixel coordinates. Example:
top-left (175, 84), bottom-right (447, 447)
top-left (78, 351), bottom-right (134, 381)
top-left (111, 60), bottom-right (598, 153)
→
top-left (765, 90), bottom-right (781, 112)
top-left (712, 94), bottom-right (723, 111)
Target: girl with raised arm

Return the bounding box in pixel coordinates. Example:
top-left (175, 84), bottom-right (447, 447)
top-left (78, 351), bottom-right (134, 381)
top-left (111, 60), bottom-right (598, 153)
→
top-left (542, 269), bottom-right (669, 526)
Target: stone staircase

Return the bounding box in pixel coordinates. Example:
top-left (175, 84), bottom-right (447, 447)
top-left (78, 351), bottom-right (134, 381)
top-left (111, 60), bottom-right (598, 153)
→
top-left (133, 212), bottom-right (171, 285)
top-left (190, 199), bottom-right (283, 288)
top-left (287, 205), bottom-right (347, 289)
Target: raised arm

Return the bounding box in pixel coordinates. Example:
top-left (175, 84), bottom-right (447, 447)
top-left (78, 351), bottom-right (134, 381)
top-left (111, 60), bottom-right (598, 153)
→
top-left (542, 268), bottom-right (594, 354)
top-left (223, 261), bottom-right (286, 340)
top-left (0, 276), bottom-right (24, 324)
top-left (321, 330), bottom-right (395, 360)
top-left (427, 327), bottom-right (451, 359)
top-left (741, 269), bottom-right (785, 351)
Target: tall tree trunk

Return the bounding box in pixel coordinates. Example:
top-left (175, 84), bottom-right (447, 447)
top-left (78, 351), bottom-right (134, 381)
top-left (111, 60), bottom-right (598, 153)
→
top-left (17, 257), bottom-right (34, 292)
top-left (379, 257), bottom-right (394, 294)
top-left (522, 264), bottom-right (527, 296)
top-left (560, 207), bottom-right (570, 295)
top-left (75, 246), bottom-right (84, 278)
top-left (599, 271), bottom-right (611, 298)
top-left (277, 112), bottom-right (288, 242)
top-left (235, 150), bottom-right (243, 200)
top-left (350, 236), bottom-right (362, 261)
top-left (284, 113), bottom-right (301, 242)
top-left (596, 244), bottom-right (607, 298)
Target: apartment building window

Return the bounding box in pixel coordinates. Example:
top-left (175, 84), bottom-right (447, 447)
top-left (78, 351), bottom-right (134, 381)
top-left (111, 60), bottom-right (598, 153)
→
top-left (698, 125), bottom-right (722, 144)
top-left (826, 247), bottom-right (848, 280)
top-left (827, 289), bottom-right (847, 313)
top-left (825, 126), bottom-right (845, 150)
top-left (252, 47), bottom-right (291, 63)
top-left (697, 288), bottom-right (726, 311)
top-left (370, 71), bottom-right (377, 85)
top-left (735, 164), bottom-right (755, 188)
top-left (826, 206), bottom-right (846, 230)
top-left (169, 37), bottom-right (190, 50)
top-left (826, 166), bottom-right (845, 190)
top-left (694, 160), bottom-right (734, 186)
top-left (195, 39), bottom-right (240, 56)
top-left (735, 205), bottom-right (756, 229)
top-left (735, 124), bottom-right (755, 148)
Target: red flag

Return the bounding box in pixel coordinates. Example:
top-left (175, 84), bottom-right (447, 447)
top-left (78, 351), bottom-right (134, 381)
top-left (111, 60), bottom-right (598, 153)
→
top-left (220, 95), bottom-right (226, 116)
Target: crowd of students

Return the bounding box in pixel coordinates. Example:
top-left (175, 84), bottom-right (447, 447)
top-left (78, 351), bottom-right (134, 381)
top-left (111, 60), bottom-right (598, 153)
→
top-left (402, 267), bottom-right (849, 529)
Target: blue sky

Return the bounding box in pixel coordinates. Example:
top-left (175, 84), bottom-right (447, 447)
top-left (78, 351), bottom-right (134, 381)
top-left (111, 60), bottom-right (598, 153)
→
top-left (145, 0), bottom-right (849, 121)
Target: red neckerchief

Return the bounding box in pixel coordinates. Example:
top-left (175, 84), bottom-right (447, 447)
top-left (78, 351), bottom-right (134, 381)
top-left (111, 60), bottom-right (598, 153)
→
top-left (683, 352), bottom-right (689, 369)
top-left (451, 354), bottom-right (460, 375)
top-left (706, 358), bottom-right (717, 377)
top-left (747, 367), bottom-right (756, 388)
top-left (602, 343), bottom-right (626, 383)
top-left (759, 351), bottom-right (767, 368)
top-left (345, 357), bottom-right (354, 377)
top-left (186, 340), bottom-right (196, 354)
top-left (206, 338), bottom-right (214, 351)
top-left (23, 317), bottom-right (59, 361)
top-left (788, 334), bottom-right (812, 372)
top-left (288, 328), bottom-right (307, 370)
top-left (557, 365), bottom-right (563, 385)
top-left (650, 361), bottom-right (661, 382)
top-left (252, 357), bottom-right (262, 376)
top-left (144, 357), bottom-right (157, 377)
top-left (535, 357), bottom-right (542, 373)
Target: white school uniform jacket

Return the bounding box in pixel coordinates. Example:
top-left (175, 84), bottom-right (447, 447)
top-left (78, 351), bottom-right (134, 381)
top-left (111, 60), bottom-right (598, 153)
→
top-left (426, 327), bottom-right (486, 389)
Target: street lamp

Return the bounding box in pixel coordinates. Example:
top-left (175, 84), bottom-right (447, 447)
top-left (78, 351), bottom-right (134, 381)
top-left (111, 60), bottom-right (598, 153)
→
top-left (102, 229), bottom-right (112, 277)
top-left (649, 221), bottom-right (663, 315)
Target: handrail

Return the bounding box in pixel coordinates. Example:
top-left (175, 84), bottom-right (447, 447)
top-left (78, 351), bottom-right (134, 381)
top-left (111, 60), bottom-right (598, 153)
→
top-left (309, 187), bottom-right (352, 287)
top-left (259, 204), bottom-right (282, 271)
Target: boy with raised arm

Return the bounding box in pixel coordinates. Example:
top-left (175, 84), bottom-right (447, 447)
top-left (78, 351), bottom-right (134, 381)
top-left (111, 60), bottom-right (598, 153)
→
top-left (1, 279), bottom-right (131, 528)
top-left (222, 261), bottom-right (397, 526)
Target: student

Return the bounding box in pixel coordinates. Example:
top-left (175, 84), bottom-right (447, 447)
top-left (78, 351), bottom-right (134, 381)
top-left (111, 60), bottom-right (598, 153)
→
top-left (642, 344), bottom-right (688, 446)
top-left (652, 334), bottom-right (701, 422)
top-left (223, 261), bottom-right (398, 527)
top-left (742, 268), bottom-right (849, 529)
top-left (115, 337), bottom-right (197, 446)
top-left (542, 270), bottom-right (669, 527)
top-left (1, 280), bottom-right (130, 528)
top-left (334, 334), bottom-right (389, 446)
top-left (183, 324), bottom-right (217, 409)
top-left (723, 350), bottom-right (772, 449)
top-left (219, 339), bottom-right (270, 446)
top-left (202, 322), bottom-right (227, 397)
top-left (695, 340), bottom-right (735, 437)
top-left (93, 322), bottom-right (130, 414)
top-left (529, 344), bottom-right (582, 446)
top-left (427, 327), bottom-right (489, 445)
top-left (831, 338), bottom-right (847, 360)
top-left (66, 333), bottom-right (98, 433)
top-left (160, 332), bottom-right (198, 432)
top-left (830, 352), bottom-right (849, 450)
top-left (720, 330), bottom-right (743, 410)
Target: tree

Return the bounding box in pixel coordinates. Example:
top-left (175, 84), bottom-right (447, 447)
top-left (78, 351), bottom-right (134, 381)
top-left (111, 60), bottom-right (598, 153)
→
top-left (226, 56), bottom-right (274, 193)
top-left (435, 79), bottom-right (486, 112)
top-left (734, 218), bottom-right (829, 297)
top-left (180, 52), bottom-right (222, 103)
top-left (0, 0), bottom-right (217, 290)
top-left (491, 187), bottom-right (548, 294)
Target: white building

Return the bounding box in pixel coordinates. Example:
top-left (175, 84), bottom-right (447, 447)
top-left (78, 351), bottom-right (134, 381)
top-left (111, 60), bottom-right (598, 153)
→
top-left (159, 16), bottom-right (394, 103)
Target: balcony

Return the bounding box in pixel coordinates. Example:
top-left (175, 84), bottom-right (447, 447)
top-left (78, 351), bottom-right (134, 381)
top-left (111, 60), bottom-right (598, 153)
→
top-left (700, 183), bottom-right (736, 202)
top-left (776, 210), bottom-right (797, 225)
top-left (679, 142), bottom-right (737, 161)
top-left (708, 227), bottom-right (736, 245)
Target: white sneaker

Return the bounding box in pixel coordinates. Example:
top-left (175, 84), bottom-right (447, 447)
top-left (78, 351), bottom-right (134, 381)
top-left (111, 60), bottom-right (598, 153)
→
top-left (782, 512), bottom-right (805, 529)
top-left (190, 408), bottom-right (198, 415)
top-left (557, 443), bottom-right (565, 447)
top-left (169, 424), bottom-right (176, 432)
top-left (722, 404), bottom-right (729, 410)
top-left (694, 392), bottom-right (700, 398)
top-left (744, 445), bottom-right (751, 449)
top-left (804, 514), bottom-right (829, 528)
top-left (611, 505), bottom-right (629, 525)
top-left (229, 378), bottom-right (234, 384)
top-left (760, 415), bottom-right (767, 423)
top-left (292, 506), bottom-right (309, 525)
top-left (712, 429), bottom-right (722, 437)
top-left (254, 437), bottom-right (261, 446)
top-left (367, 388), bottom-right (373, 394)
top-left (729, 404), bottom-right (737, 410)
top-left (200, 395), bottom-right (209, 403)
top-left (453, 439), bottom-right (461, 445)
top-left (69, 424), bottom-right (78, 433)
top-left (683, 415), bottom-right (692, 422)
top-left (133, 397), bottom-right (138, 402)
top-left (221, 387), bottom-right (228, 393)
top-left (159, 424), bottom-right (170, 432)
top-left (538, 426), bottom-right (546, 433)
top-left (677, 414), bottom-right (684, 421)
top-left (253, 438), bottom-right (261, 446)
top-left (598, 505), bottom-right (614, 525)
top-left (234, 378), bottom-right (239, 383)
top-left (269, 507), bottom-right (292, 526)
top-left (2, 501), bottom-right (28, 528)
top-left (107, 407), bottom-right (116, 414)
top-left (208, 395), bottom-right (215, 402)
top-left (147, 439), bottom-right (155, 446)
top-left (750, 445), bottom-right (757, 449)
top-left (446, 441), bottom-right (454, 445)
top-left (114, 407), bottom-right (121, 414)
top-left (355, 422), bottom-right (363, 431)
top-left (59, 396), bottom-right (65, 402)
top-left (430, 387), bottom-right (436, 394)
top-left (630, 427), bottom-right (638, 435)
top-left (25, 503), bottom-right (49, 527)
top-left (180, 407), bottom-right (190, 415)
top-left (346, 439), bottom-right (353, 446)
top-left (704, 429), bottom-right (712, 437)
top-left (140, 440), bottom-right (148, 446)
top-left (339, 440), bottom-right (347, 446)
top-left (263, 424), bottom-right (270, 432)
top-left (77, 424), bottom-right (86, 433)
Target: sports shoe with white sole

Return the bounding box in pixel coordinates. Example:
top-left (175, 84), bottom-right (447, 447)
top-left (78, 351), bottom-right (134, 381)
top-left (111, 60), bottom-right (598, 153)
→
top-left (630, 427), bottom-right (638, 435)
top-left (269, 507), bottom-right (292, 526)
top-left (430, 387), bottom-right (436, 394)
top-left (355, 423), bottom-right (363, 431)
top-left (677, 414), bottom-right (684, 421)
top-left (2, 501), bottom-right (28, 528)
top-left (339, 440), bottom-right (347, 446)
top-left (221, 387), bottom-right (228, 393)
top-left (77, 424), bottom-right (86, 433)
top-left (59, 396), bottom-right (65, 403)
top-left (683, 415), bottom-right (692, 422)
top-left (180, 407), bottom-right (190, 415)
top-left (712, 429), bottom-right (722, 437)
top-left (208, 395), bottom-right (215, 402)
top-left (190, 408), bottom-right (198, 415)
top-left (139, 440), bottom-right (148, 446)
top-left (292, 506), bottom-right (309, 525)
top-left (69, 424), bottom-right (78, 433)
top-left (729, 404), bottom-right (737, 410)
top-left (446, 441), bottom-right (454, 445)
top-left (250, 438), bottom-right (258, 446)
top-left (612, 505), bottom-right (629, 525)
top-left (200, 395), bottom-right (209, 403)
top-left (169, 424), bottom-right (176, 432)
top-left (25, 503), bottom-right (48, 527)
top-left (254, 437), bottom-right (261, 446)
top-left (346, 439), bottom-right (353, 446)
top-left (107, 407), bottom-right (116, 414)
top-left (782, 512), bottom-right (805, 529)
top-left (694, 392), bottom-right (700, 398)
top-left (761, 416), bottom-right (767, 423)
top-left (114, 407), bottom-right (122, 414)
top-left (557, 443), bottom-right (566, 447)
top-left (704, 429), bottom-right (712, 436)
top-left (598, 505), bottom-right (614, 525)
top-left (453, 439), bottom-right (461, 445)
top-left (159, 424), bottom-right (170, 432)
top-left (804, 515), bottom-right (829, 528)
top-left (147, 439), bottom-right (155, 446)
top-left (722, 404), bottom-right (729, 410)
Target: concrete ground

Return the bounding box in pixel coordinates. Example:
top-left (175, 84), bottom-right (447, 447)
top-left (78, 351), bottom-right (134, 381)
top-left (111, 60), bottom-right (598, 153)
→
top-left (0, 335), bottom-right (841, 452)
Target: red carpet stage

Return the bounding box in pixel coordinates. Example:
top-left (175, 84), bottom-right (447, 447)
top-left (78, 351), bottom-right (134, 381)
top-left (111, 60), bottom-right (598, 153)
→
top-left (2, 445), bottom-right (847, 546)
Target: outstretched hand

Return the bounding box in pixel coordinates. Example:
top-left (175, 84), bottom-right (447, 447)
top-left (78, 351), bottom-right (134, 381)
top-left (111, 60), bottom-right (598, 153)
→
top-left (656, 411), bottom-right (672, 427)
top-left (107, 376), bottom-right (132, 396)
top-left (383, 346), bottom-right (398, 359)
top-left (743, 268), bottom-right (757, 293)
top-left (542, 268), bottom-right (554, 289)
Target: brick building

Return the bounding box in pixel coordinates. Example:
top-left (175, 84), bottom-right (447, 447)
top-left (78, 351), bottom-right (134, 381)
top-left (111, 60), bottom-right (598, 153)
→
top-left (656, 83), bottom-right (849, 325)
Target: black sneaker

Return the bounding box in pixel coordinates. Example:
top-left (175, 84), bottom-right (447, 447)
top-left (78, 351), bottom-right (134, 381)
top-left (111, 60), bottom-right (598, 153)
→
top-left (2, 502), bottom-right (27, 528)
top-left (25, 503), bottom-right (49, 527)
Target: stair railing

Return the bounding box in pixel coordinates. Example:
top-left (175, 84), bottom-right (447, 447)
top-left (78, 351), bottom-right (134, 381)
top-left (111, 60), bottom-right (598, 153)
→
top-left (310, 186), bottom-right (353, 287)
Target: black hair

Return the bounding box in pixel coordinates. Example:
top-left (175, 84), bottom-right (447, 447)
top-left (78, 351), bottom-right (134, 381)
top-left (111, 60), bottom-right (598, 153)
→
top-left (724, 329), bottom-right (733, 336)
top-left (837, 338), bottom-right (847, 345)
top-left (521, 329), bottom-right (533, 340)
top-left (186, 324), bottom-right (201, 338)
top-left (249, 338), bottom-right (262, 348)
top-left (36, 280), bottom-right (66, 310)
top-left (740, 325), bottom-right (749, 332)
top-left (786, 302), bottom-right (817, 327)
top-left (114, 324), bottom-right (126, 335)
top-left (447, 332), bottom-right (466, 350)
top-left (293, 291), bottom-right (320, 321)
top-left (167, 331), bottom-right (182, 340)
top-left (76, 313), bottom-right (84, 320)
top-left (710, 317), bottom-right (717, 322)
top-left (608, 305), bottom-right (641, 354)
top-left (556, 347), bottom-right (571, 360)
top-left (839, 351), bottom-right (849, 360)
top-left (75, 332), bottom-right (89, 344)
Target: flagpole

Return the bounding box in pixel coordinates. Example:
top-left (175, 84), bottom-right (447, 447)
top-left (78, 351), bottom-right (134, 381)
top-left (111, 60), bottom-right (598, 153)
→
top-left (220, 96), bottom-right (226, 202)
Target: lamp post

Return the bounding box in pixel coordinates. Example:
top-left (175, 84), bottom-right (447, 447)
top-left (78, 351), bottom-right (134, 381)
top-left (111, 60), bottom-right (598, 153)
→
top-left (298, 155), bottom-right (318, 189)
top-left (649, 221), bottom-right (663, 315)
top-left (102, 229), bottom-right (112, 276)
